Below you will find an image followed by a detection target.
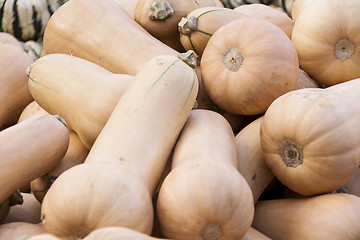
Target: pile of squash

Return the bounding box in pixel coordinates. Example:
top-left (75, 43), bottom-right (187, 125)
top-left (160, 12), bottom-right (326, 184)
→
top-left (1, 0), bottom-right (360, 239)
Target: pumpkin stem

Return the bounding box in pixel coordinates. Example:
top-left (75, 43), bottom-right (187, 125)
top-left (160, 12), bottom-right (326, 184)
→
top-left (279, 139), bottom-right (303, 168)
top-left (178, 50), bottom-right (198, 68)
top-left (335, 39), bottom-right (354, 61)
top-left (178, 16), bottom-right (197, 35)
top-left (148, 1), bottom-right (174, 21)
top-left (202, 223), bottom-right (222, 240)
top-left (222, 47), bottom-right (244, 72)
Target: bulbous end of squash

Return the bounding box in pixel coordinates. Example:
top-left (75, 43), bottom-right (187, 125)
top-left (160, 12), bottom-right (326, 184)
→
top-left (202, 223), bottom-right (223, 240)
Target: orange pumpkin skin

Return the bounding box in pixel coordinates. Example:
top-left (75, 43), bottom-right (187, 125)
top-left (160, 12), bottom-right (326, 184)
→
top-left (252, 193), bottom-right (360, 240)
top-left (291, 0), bottom-right (360, 86)
top-left (0, 44), bottom-right (34, 129)
top-left (43, 0), bottom-right (178, 75)
top-left (201, 17), bottom-right (298, 115)
top-left (0, 114), bottom-right (69, 204)
top-left (234, 4), bottom-right (294, 39)
top-left (260, 78), bottom-right (360, 196)
top-left (157, 109), bottom-right (254, 240)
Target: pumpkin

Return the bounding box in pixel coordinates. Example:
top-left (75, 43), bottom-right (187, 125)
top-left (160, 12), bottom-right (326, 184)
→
top-left (2, 193), bottom-right (41, 224)
top-left (0, 222), bottom-right (44, 239)
top-left (40, 53), bottom-right (198, 239)
top-left (178, 6), bottom-right (244, 57)
top-left (252, 193), bottom-right (360, 240)
top-left (291, 0), bottom-right (360, 86)
top-left (0, 114), bottom-right (69, 205)
top-left (28, 53), bottom-right (133, 149)
top-left (235, 116), bottom-right (274, 204)
top-left (201, 17), bottom-right (298, 115)
top-left (43, 0), bottom-right (178, 75)
top-left (157, 109), bottom-right (254, 239)
top-left (233, 3), bottom-right (294, 38)
top-left (84, 226), bottom-right (170, 240)
top-left (260, 78), bottom-right (360, 196)
top-left (0, 0), bottom-right (67, 41)
top-left (0, 43), bottom-right (34, 130)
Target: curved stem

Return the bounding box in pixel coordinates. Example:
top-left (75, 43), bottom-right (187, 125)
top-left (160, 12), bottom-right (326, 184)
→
top-left (148, 1), bottom-right (174, 21)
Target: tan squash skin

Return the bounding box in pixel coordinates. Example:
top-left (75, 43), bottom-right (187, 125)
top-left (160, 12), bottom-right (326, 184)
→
top-left (291, 0), bottom-right (360, 86)
top-left (241, 227), bottom-right (271, 240)
top-left (0, 32), bottom-right (24, 49)
top-left (40, 54), bottom-right (198, 239)
top-left (179, 7), bottom-right (244, 57)
top-left (84, 226), bottom-right (171, 240)
top-left (18, 101), bottom-right (89, 203)
top-left (28, 53), bottom-right (133, 149)
top-left (252, 193), bottom-right (360, 240)
top-left (201, 17), bottom-right (299, 115)
top-left (113, 0), bottom-right (140, 19)
top-left (234, 4), bottom-right (293, 39)
top-left (134, 0), bottom-right (223, 51)
top-left (2, 193), bottom-right (41, 224)
top-left (294, 68), bottom-right (320, 89)
top-left (0, 114), bottom-right (69, 204)
top-left (335, 166), bottom-right (360, 197)
top-left (0, 222), bottom-right (44, 239)
top-left (0, 43), bottom-right (34, 129)
top-left (157, 109), bottom-right (254, 240)
top-left (260, 78), bottom-right (360, 196)
top-left (291, 0), bottom-right (321, 21)
top-left (43, 0), bottom-right (178, 75)
top-left (235, 116), bottom-right (274, 204)
top-left (26, 233), bottom-right (62, 240)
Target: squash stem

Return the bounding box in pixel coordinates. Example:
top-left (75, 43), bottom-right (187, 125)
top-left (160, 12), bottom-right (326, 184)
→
top-left (335, 38), bottom-right (354, 61)
top-left (148, 1), bottom-right (174, 21)
top-left (178, 16), bottom-right (197, 35)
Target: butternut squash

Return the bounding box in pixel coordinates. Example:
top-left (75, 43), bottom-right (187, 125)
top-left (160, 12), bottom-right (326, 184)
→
top-left (201, 17), bottom-right (298, 115)
top-left (260, 78), bottom-right (360, 196)
top-left (291, 0), bottom-right (360, 86)
top-left (179, 6), bottom-right (244, 57)
top-left (40, 53), bottom-right (198, 239)
top-left (0, 191), bottom-right (23, 223)
top-left (28, 53), bottom-right (133, 149)
top-left (0, 222), bottom-right (43, 239)
top-left (0, 114), bottom-right (69, 205)
top-left (43, 0), bottom-right (178, 75)
top-left (25, 233), bottom-right (62, 240)
top-left (291, 0), bottom-right (321, 21)
top-left (0, 32), bottom-right (24, 49)
top-left (2, 193), bottom-right (41, 224)
top-left (113, 0), bottom-right (140, 19)
top-left (134, 0), bottom-right (224, 52)
top-left (242, 227), bottom-right (271, 240)
top-left (157, 109), bottom-right (254, 239)
top-left (335, 166), bottom-right (360, 197)
top-left (235, 116), bottom-right (274, 204)
top-left (252, 193), bottom-right (360, 239)
top-left (0, 43), bottom-right (34, 129)
top-left (84, 226), bottom-right (170, 240)
top-left (234, 4), bottom-right (293, 39)
top-left (294, 68), bottom-right (320, 89)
